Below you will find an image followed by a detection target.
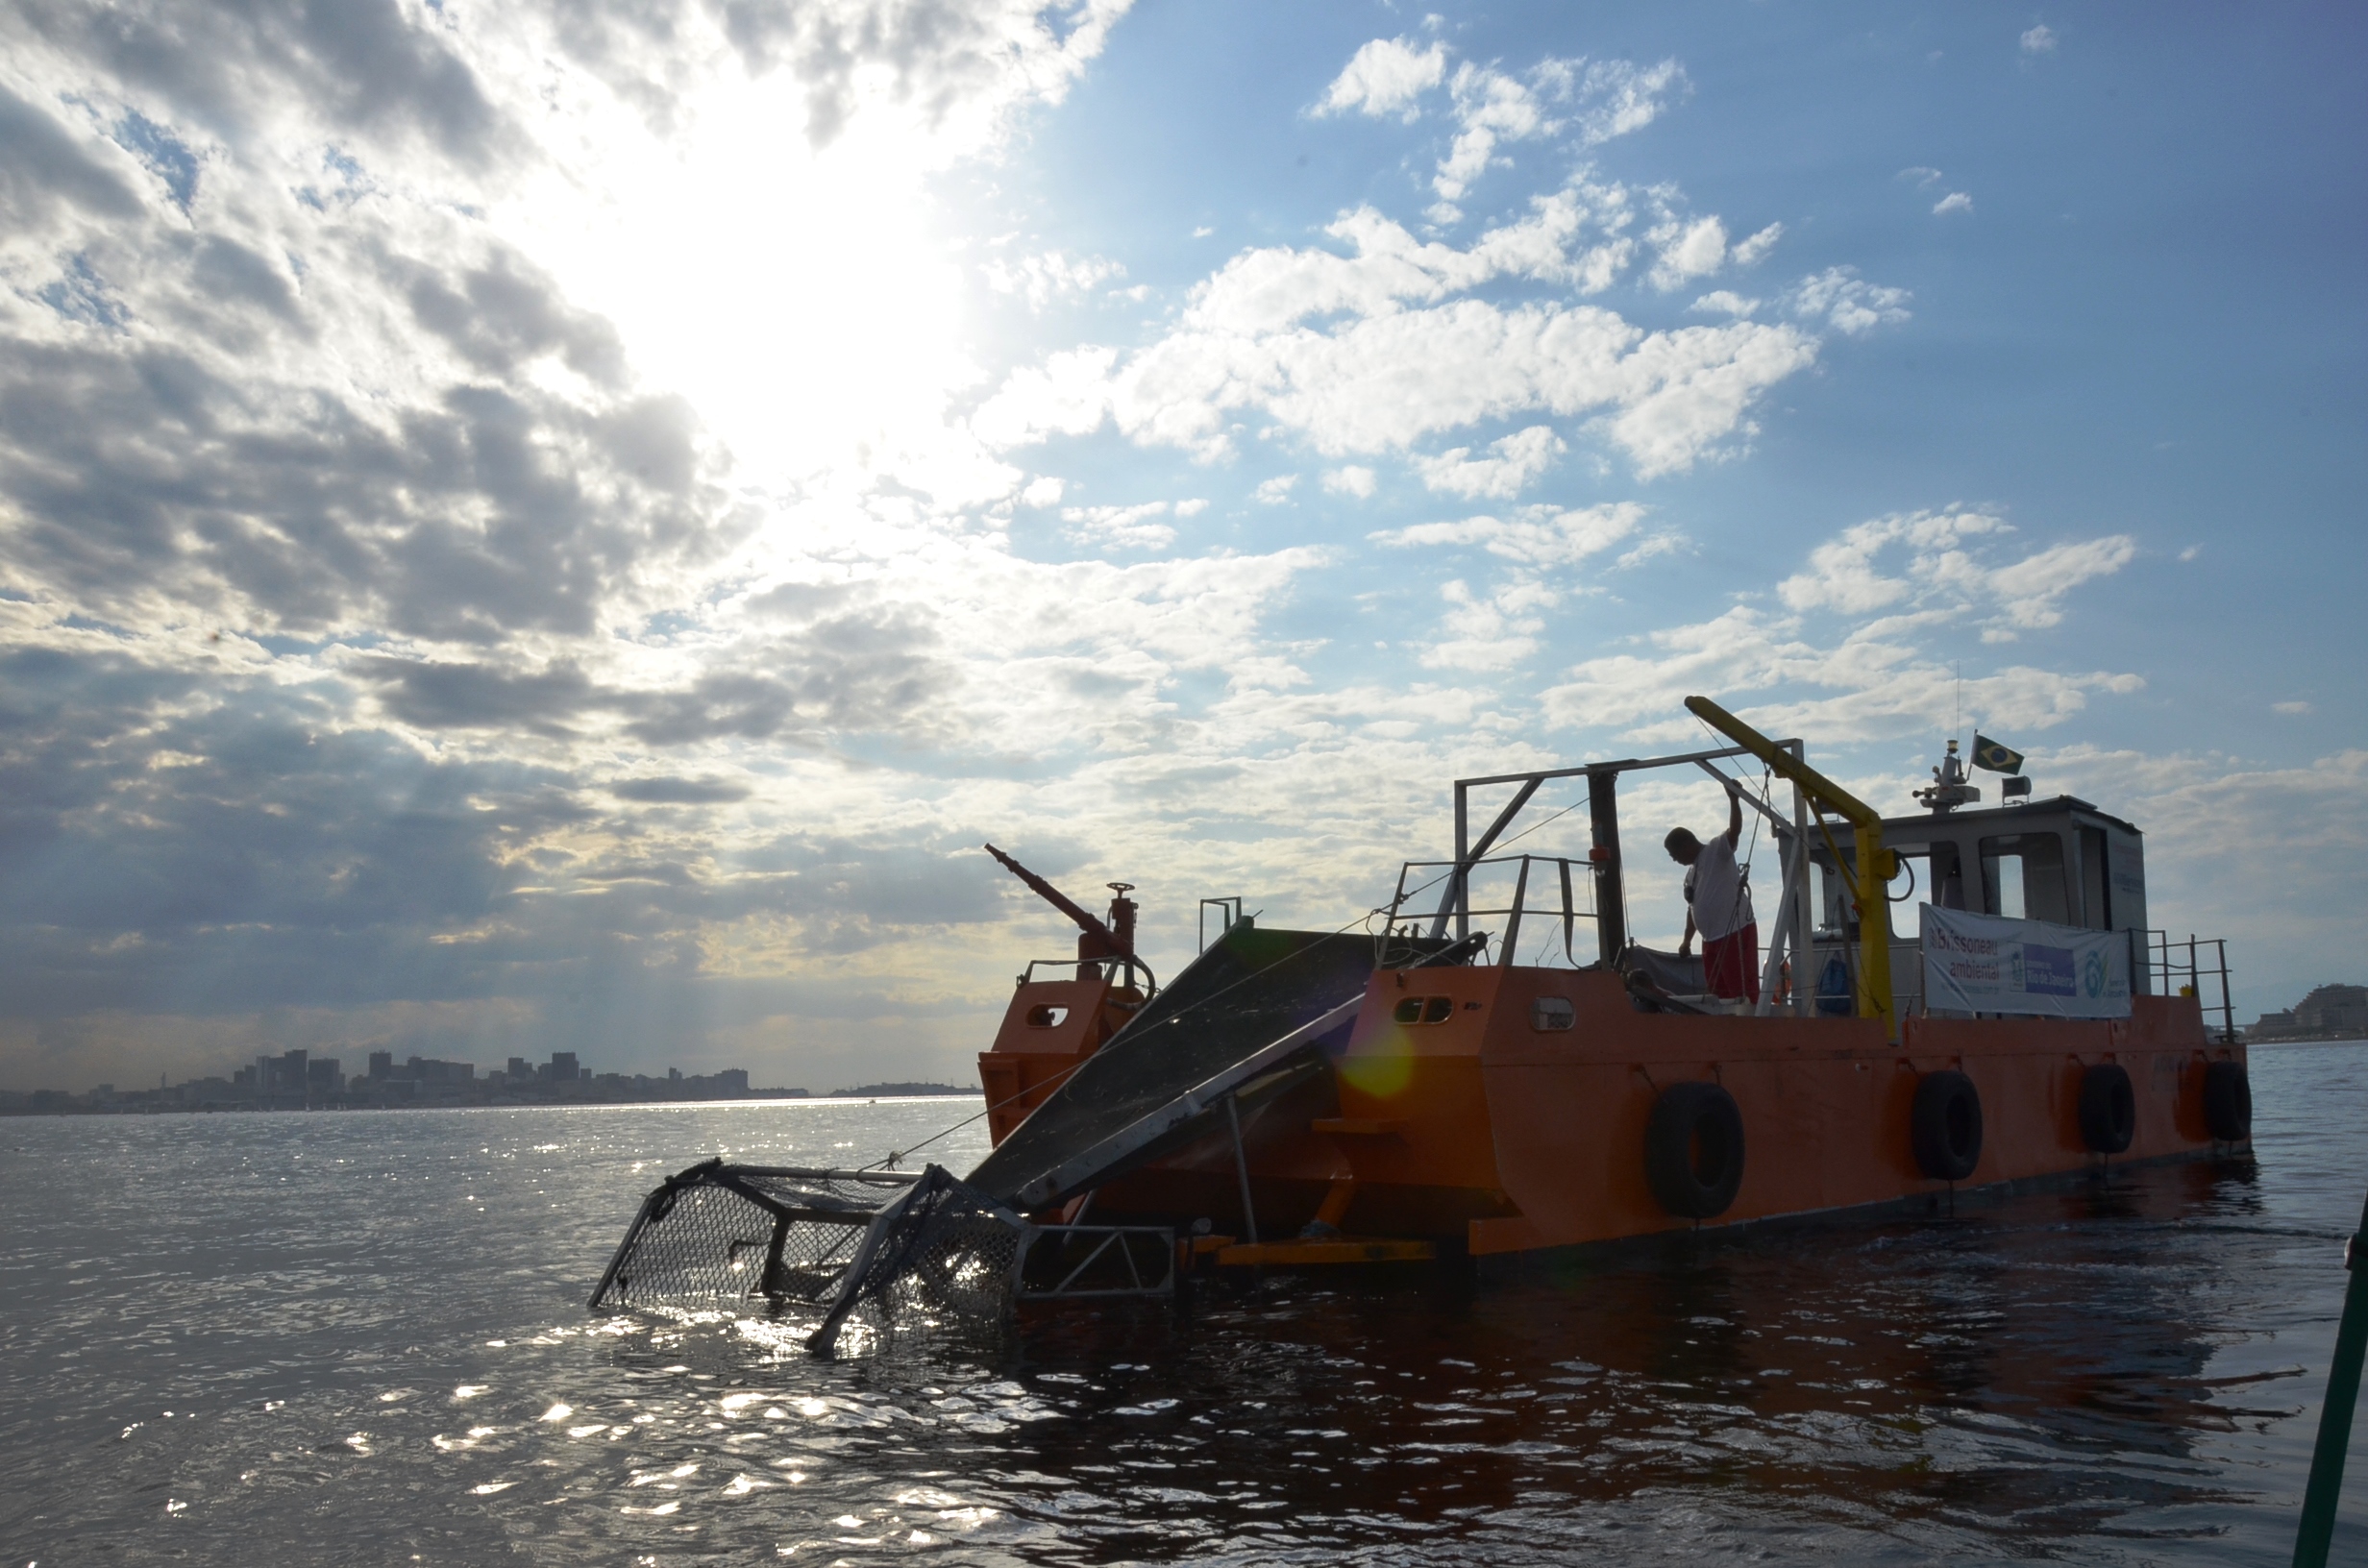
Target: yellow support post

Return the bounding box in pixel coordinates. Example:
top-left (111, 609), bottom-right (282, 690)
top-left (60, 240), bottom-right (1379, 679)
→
top-left (1684, 696), bottom-right (1897, 1034)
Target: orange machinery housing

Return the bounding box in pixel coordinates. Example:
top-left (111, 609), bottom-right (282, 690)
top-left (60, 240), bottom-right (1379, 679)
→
top-left (973, 719), bottom-right (2249, 1265)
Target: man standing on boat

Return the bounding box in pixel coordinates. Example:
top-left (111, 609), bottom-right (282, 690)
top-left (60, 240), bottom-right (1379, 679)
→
top-left (1667, 779), bottom-right (1759, 1003)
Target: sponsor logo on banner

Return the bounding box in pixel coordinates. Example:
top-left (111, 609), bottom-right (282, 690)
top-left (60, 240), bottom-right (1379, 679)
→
top-left (2022, 944), bottom-right (2077, 996)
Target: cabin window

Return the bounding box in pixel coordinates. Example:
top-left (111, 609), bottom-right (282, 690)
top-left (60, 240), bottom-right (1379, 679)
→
top-left (1394, 996), bottom-right (1455, 1025)
top-left (1979, 833), bottom-right (2070, 923)
top-left (1532, 996), bottom-right (1575, 1031)
top-left (1024, 1005), bottom-right (1070, 1028)
top-left (2080, 826), bottom-right (2110, 930)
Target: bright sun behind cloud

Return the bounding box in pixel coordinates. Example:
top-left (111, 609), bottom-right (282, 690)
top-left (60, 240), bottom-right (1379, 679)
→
top-left (506, 75), bottom-right (978, 492)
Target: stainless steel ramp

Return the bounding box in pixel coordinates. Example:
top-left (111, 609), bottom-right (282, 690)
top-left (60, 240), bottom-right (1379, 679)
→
top-left (965, 925), bottom-right (1469, 1211)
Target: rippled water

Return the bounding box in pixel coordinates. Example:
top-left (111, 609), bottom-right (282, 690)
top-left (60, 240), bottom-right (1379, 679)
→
top-left (7, 1049), bottom-right (2368, 1564)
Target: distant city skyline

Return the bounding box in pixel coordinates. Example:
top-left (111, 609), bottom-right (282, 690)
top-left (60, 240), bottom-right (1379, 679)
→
top-left (0, 1042), bottom-right (980, 1114)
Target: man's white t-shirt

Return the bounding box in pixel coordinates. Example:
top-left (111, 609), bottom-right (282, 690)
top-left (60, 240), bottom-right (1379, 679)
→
top-left (1686, 835), bottom-right (1754, 942)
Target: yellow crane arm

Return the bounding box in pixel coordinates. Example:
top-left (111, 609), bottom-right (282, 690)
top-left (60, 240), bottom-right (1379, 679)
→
top-left (1684, 695), bottom-right (1897, 1032)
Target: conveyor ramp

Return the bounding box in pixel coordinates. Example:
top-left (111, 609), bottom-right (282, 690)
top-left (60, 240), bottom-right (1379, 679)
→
top-left (967, 924), bottom-right (1434, 1211)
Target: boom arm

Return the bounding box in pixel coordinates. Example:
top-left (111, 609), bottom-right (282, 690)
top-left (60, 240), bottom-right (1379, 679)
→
top-left (1683, 696), bottom-right (1897, 1032)
top-left (984, 844), bottom-right (1131, 957)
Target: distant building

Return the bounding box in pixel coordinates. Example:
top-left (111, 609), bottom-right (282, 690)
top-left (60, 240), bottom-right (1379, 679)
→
top-left (253, 1049), bottom-right (309, 1099)
top-left (308, 1058), bottom-right (342, 1093)
top-left (367, 1050), bottom-right (394, 1081)
top-left (547, 1052), bottom-right (581, 1083)
top-left (406, 1057), bottom-right (476, 1083)
top-left (2249, 984), bottom-right (2368, 1041)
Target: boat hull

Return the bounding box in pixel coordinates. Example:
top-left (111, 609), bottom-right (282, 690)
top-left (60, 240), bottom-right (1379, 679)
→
top-left (983, 965), bottom-right (2247, 1259)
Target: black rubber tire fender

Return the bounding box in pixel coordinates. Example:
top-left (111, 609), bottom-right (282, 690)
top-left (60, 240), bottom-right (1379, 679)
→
top-left (2077, 1064), bottom-right (2137, 1154)
top-left (2203, 1060), bottom-right (2252, 1142)
top-left (1910, 1069), bottom-right (1984, 1182)
top-left (1644, 1081), bottom-right (1746, 1219)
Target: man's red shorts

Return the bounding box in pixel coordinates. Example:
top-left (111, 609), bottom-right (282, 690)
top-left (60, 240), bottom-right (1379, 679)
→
top-left (1704, 922), bottom-right (1761, 1003)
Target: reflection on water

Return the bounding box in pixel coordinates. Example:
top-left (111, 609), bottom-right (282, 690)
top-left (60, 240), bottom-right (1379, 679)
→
top-left (4, 1052), bottom-right (2366, 1563)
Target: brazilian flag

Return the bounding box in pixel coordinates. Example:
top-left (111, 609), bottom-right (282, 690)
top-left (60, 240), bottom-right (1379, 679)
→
top-left (1971, 734), bottom-right (2024, 775)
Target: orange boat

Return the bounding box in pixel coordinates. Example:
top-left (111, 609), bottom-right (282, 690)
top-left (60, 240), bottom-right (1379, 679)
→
top-left (590, 697), bottom-right (2256, 1350)
top-left (968, 697), bottom-right (2253, 1272)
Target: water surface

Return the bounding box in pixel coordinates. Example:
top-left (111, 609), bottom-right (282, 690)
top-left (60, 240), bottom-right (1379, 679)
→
top-left (5, 1049), bottom-right (2366, 1563)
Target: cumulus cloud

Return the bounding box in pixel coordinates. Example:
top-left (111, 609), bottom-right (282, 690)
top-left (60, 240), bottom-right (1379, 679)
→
top-left (1373, 502), bottom-right (1644, 567)
top-left (1311, 37), bottom-right (1683, 222)
top-left (1314, 37), bottom-right (1448, 121)
top-left (983, 248), bottom-right (1128, 309)
top-left (1420, 576), bottom-right (1561, 671)
top-left (1542, 605), bottom-right (2140, 745)
top-left (974, 196), bottom-right (1823, 478)
top-left (1539, 508), bottom-right (2144, 742)
top-left (1061, 501), bottom-right (1187, 550)
top-left (1729, 222), bottom-right (1783, 267)
top-left (2021, 24), bottom-right (2059, 55)
top-left (1413, 426), bottom-right (1566, 498)
top-left (1430, 55), bottom-right (1686, 213)
top-left (1775, 507), bottom-right (2134, 639)
top-left (1933, 191), bottom-right (1973, 215)
top-left (1791, 266), bottom-right (1912, 335)
top-left (1648, 215), bottom-right (1727, 290)
top-left (1323, 465), bottom-right (1378, 499)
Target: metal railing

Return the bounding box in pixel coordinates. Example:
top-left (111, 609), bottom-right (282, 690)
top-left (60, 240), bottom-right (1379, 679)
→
top-left (1198, 897), bottom-right (1246, 953)
top-left (1388, 854), bottom-right (1596, 968)
top-left (2147, 931), bottom-right (2238, 1043)
top-left (1016, 954), bottom-right (1159, 998)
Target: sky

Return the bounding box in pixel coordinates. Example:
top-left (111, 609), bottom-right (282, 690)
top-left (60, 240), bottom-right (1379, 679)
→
top-left (0, 1), bottom-right (2361, 1092)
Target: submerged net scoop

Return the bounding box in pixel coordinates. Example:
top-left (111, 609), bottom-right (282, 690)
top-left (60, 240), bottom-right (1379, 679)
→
top-left (590, 1162), bottom-right (1172, 1358)
top-left (590, 926), bottom-right (1456, 1354)
top-left (587, 1163), bottom-right (919, 1309)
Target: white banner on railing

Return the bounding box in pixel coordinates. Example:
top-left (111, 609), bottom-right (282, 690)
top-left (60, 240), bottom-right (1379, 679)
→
top-left (1920, 905), bottom-right (2132, 1019)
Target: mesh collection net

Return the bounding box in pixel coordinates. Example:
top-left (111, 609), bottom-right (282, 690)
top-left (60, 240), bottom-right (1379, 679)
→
top-left (806, 1167), bottom-right (1029, 1353)
top-left (588, 1161), bottom-right (1041, 1357)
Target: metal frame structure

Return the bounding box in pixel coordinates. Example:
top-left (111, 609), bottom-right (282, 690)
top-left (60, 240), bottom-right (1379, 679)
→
top-left (1426, 736), bottom-right (1823, 1019)
top-left (1025, 1222), bottom-right (1179, 1300)
top-left (1016, 954), bottom-right (1160, 995)
top-left (2148, 931), bottom-right (2239, 1044)
top-left (1198, 896), bottom-right (1246, 953)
